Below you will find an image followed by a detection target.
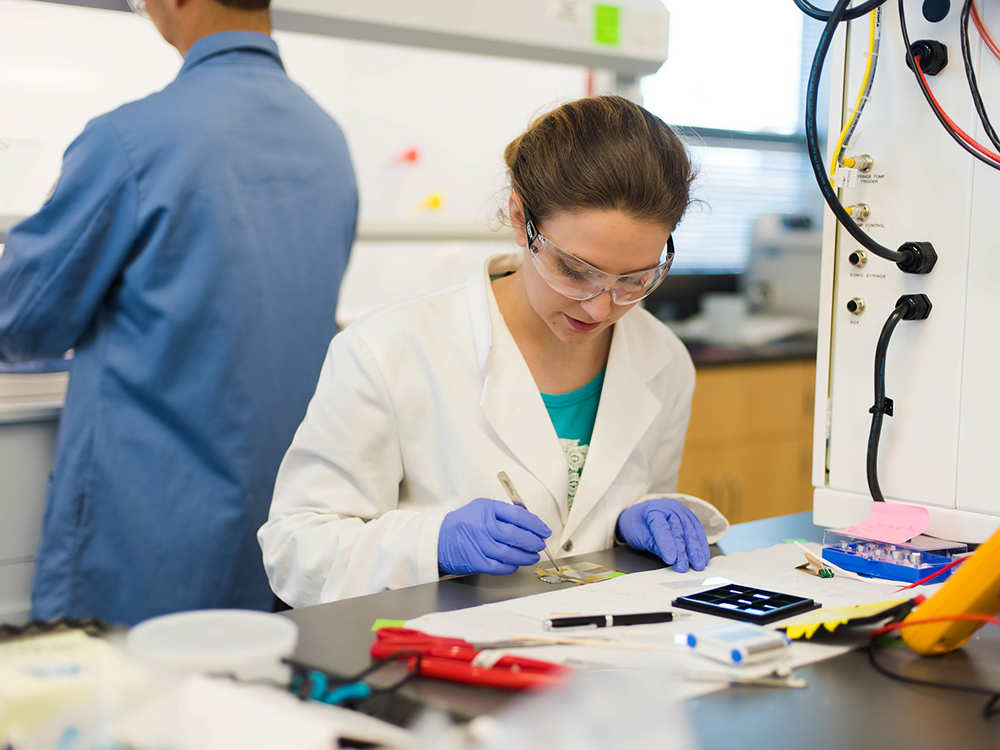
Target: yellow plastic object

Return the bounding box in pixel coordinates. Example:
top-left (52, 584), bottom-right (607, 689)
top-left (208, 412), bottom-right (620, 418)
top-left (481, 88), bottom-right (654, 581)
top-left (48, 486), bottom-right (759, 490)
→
top-left (901, 524), bottom-right (1000, 655)
top-left (781, 599), bottom-right (912, 640)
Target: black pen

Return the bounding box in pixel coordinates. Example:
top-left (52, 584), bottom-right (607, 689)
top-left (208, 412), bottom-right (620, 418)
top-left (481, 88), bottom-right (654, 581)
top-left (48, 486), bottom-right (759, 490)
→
top-left (544, 612), bottom-right (682, 629)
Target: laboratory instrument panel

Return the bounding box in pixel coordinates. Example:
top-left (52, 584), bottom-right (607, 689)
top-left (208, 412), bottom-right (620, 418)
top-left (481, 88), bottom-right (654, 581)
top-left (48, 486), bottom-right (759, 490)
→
top-left (809, 1), bottom-right (1000, 541)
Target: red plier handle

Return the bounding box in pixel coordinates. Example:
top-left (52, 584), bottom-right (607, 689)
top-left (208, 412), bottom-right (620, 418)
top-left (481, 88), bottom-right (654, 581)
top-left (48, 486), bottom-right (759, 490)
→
top-left (371, 627), bottom-right (567, 691)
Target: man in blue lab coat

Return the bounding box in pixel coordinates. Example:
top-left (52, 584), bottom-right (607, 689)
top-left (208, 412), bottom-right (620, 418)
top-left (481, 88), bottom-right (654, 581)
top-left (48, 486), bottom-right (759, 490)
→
top-left (0, 0), bottom-right (357, 625)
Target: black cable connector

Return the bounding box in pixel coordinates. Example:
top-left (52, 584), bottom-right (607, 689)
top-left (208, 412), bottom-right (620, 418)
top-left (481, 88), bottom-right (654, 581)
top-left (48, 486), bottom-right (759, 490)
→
top-left (867, 295), bottom-right (932, 503)
top-left (896, 293), bottom-right (933, 320)
top-left (906, 39), bottom-right (949, 75)
top-left (894, 242), bottom-right (938, 275)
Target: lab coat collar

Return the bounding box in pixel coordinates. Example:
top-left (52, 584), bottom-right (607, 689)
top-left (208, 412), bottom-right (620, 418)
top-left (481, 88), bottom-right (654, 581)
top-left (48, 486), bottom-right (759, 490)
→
top-left (469, 253), bottom-right (569, 526)
top-left (467, 253), bottom-right (521, 374)
top-left (467, 253), bottom-right (675, 536)
top-left (181, 32), bottom-right (284, 75)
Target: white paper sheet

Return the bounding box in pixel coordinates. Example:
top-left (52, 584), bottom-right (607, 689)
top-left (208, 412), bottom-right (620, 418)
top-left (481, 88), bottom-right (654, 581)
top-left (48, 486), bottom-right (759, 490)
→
top-left (406, 542), bottom-right (944, 700)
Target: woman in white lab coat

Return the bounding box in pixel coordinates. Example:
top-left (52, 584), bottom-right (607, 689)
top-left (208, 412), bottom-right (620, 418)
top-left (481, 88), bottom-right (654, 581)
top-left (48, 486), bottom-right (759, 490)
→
top-left (259, 96), bottom-right (729, 607)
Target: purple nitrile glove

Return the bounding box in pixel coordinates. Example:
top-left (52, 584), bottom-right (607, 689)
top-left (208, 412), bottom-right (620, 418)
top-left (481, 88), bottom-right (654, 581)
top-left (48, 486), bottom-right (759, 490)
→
top-left (438, 497), bottom-right (552, 576)
top-left (616, 498), bottom-right (710, 572)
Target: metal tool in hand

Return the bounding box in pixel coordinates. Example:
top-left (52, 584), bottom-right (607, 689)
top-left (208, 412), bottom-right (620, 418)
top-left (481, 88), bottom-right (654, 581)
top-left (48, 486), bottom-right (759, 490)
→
top-left (496, 471), bottom-right (574, 580)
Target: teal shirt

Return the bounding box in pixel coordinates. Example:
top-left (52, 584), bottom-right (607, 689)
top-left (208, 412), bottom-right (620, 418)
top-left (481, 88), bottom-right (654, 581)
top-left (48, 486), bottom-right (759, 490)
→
top-left (540, 369), bottom-right (605, 510)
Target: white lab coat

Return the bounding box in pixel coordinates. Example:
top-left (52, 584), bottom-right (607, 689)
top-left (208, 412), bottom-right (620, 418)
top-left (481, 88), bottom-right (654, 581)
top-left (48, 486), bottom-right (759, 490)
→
top-left (259, 253), bottom-right (729, 607)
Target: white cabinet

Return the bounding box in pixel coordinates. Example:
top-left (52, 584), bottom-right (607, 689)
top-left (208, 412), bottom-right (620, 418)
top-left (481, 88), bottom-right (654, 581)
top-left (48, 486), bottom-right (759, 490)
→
top-left (0, 417), bottom-right (59, 623)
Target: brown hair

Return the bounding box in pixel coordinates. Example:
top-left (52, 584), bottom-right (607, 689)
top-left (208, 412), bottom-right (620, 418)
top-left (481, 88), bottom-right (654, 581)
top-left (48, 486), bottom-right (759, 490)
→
top-left (504, 95), bottom-right (695, 230)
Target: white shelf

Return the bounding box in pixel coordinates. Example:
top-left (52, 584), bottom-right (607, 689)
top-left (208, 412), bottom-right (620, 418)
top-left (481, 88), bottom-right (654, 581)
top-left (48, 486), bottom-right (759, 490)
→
top-left (357, 219), bottom-right (514, 243)
top-left (271, 0), bottom-right (669, 76)
top-left (0, 372), bottom-right (68, 422)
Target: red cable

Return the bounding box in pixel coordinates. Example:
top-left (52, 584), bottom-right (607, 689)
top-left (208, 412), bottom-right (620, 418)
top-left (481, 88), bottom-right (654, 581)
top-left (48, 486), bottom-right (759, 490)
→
top-left (914, 55), bottom-right (1000, 163)
top-left (972, 1), bottom-right (1000, 63)
top-left (894, 556), bottom-right (965, 592)
top-left (870, 614), bottom-right (1000, 640)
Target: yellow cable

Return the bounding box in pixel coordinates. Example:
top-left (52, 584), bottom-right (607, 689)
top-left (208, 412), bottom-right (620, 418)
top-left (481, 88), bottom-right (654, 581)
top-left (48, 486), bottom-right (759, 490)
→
top-left (829, 9), bottom-right (878, 184)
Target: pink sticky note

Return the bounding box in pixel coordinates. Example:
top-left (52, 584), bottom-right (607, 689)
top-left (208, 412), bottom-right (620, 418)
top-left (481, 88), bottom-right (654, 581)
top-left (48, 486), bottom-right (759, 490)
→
top-left (841, 503), bottom-right (930, 545)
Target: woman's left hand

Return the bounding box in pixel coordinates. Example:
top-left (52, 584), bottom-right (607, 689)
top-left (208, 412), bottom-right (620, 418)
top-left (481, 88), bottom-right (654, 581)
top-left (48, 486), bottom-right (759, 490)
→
top-left (616, 498), bottom-right (710, 572)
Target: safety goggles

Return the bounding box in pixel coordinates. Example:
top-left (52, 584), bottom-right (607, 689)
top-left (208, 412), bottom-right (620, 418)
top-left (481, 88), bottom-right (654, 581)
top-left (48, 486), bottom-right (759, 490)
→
top-left (127, 0), bottom-right (150, 19)
top-left (524, 206), bottom-right (674, 305)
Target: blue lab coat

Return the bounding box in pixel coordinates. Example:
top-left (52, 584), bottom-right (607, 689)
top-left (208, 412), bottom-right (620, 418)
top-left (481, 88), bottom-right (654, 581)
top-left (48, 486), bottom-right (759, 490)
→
top-left (0, 32), bottom-right (357, 625)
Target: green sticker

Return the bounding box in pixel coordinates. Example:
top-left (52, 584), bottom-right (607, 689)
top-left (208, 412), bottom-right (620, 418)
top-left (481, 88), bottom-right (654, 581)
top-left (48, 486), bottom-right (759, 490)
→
top-left (594, 4), bottom-right (621, 47)
top-left (371, 618), bottom-right (406, 632)
top-left (783, 538), bottom-right (810, 544)
top-left (605, 571), bottom-right (627, 579)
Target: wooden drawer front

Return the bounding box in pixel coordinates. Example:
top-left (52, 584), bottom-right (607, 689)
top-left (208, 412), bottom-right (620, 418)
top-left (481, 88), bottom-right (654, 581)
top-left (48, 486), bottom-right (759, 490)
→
top-left (679, 437), bottom-right (809, 523)
top-left (685, 362), bottom-right (813, 445)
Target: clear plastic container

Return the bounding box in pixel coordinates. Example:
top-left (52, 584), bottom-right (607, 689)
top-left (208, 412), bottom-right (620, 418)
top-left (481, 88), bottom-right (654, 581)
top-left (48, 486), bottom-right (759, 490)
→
top-left (822, 530), bottom-right (967, 562)
top-left (126, 609), bottom-right (299, 682)
top-left (821, 530), bottom-right (968, 583)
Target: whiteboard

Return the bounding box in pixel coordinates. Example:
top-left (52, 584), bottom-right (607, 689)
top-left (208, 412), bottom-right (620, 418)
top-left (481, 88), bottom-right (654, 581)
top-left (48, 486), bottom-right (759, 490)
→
top-left (277, 28), bottom-right (596, 231)
top-left (0, 0), bottom-right (597, 230)
top-left (0, 0), bottom-right (611, 383)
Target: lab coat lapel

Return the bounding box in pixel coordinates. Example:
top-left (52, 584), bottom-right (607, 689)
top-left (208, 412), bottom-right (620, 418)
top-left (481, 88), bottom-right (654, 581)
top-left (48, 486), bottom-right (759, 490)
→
top-left (563, 314), bottom-right (671, 538)
top-left (469, 255), bottom-right (569, 527)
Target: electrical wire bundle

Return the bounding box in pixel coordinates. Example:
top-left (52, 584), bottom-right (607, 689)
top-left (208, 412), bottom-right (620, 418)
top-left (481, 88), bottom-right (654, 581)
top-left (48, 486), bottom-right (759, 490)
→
top-left (961, 1), bottom-right (1000, 155)
top-left (900, 0), bottom-right (1000, 168)
top-left (972, 1), bottom-right (1000, 61)
top-left (286, 651), bottom-right (422, 708)
top-left (801, 0), bottom-right (1000, 182)
top-left (799, 0), bottom-right (937, 274)
top-left (829, 6), bottom-right (882, 182)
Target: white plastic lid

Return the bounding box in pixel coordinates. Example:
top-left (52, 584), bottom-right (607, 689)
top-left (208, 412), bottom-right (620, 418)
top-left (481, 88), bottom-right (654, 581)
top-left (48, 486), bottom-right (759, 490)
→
top-left (127, 609), bottom-right (299, 678)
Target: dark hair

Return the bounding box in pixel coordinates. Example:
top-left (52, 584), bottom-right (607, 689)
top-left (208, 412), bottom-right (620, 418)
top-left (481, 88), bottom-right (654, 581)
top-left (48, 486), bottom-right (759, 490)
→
top-left (213, 0), bottom-right (270, 9)
top-left (504, 95), bottom-right (695, 230)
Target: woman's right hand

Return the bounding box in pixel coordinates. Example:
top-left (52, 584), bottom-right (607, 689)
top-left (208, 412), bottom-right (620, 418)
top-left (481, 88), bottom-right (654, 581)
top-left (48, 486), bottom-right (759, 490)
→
top-left (438, 497), bottom-right (552, 576)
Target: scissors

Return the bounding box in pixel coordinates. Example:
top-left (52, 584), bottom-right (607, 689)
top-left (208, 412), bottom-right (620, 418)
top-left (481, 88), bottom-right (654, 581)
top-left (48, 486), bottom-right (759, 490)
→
top-left (370, 627), bottom-right (568, 691)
